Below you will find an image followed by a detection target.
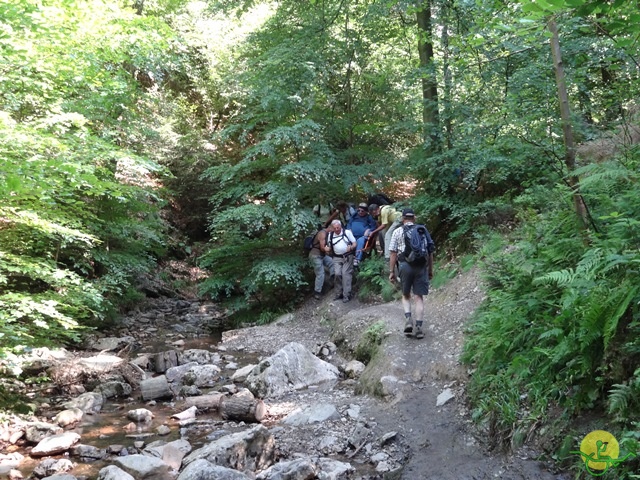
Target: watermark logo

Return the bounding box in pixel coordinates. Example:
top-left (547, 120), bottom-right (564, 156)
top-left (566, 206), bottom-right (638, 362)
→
top-left (572, 430), bottom-right (635, 476)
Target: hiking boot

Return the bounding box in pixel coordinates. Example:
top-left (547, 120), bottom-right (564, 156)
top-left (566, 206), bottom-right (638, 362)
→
top-left (414, 322), bottom-right (425, 339)
top-left (333, 294), bottom-right (343, 300)
top-left (313, 292), bottom-right (322, 300)
top-left (353, 259), bottom-right (359, 267)
top-left (403, 318), bottom-right (413, 336)
top-left (342, 295), bottom-right (351, 303)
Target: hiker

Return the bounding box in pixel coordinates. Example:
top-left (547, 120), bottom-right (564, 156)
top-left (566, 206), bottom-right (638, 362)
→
top-left (308, 226), bottom-right (334, 300)
top-left (368, 203), bottom-right (403, 261)
top-left (347, 203), bottom-right (377, 268)
top-left (388, 208), bottom-right (435, 339)
top-left (325, 219), bottom-right (356, 303)
top-left (324, 201), bottom-right (356, 228)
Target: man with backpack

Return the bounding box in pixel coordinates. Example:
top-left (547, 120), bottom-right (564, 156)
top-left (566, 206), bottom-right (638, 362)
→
top-left (388, 208), bottom-right (435, 339)
top-left (308, 226), bottom-right (334, 300)
top-left (325, 219), bottom-right (357, 303)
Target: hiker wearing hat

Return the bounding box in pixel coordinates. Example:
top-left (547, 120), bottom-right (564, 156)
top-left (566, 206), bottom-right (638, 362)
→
top-left (388, 208), bottom-right (435, 339)
top-left (347, 202), bottom-right (378, 268)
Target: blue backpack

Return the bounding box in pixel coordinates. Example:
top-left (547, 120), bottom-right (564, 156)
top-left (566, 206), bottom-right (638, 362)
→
top-left (402, 224), bottom-right (435, 265)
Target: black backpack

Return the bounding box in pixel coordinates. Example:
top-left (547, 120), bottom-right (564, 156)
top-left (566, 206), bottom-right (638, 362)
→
top-left (368, 192), bottom-right (395, 206)
top-left (303, 225), bottom-right (324, 254)
top-left (402, 224), bottom-right (435, 266)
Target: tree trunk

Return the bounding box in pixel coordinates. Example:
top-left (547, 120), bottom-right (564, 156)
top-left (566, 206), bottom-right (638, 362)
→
top-left (416, 0), bottom-right (441, 153)
top-left (548, 17), bottom-right (589, 229)
top-left (183, 393), bottom-right (226, 411)
top-left (140, 375), bottom-right (171, 401)
top-left (219, 389), bottom-right (266, 423)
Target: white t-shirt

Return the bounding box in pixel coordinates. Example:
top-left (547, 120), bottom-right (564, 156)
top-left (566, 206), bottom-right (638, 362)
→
top-left (329, 229), bottom-right (356, 255)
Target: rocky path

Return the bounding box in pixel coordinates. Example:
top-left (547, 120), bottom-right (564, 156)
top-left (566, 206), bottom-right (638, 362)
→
top-left (0, 268), bottom-right (570, 479)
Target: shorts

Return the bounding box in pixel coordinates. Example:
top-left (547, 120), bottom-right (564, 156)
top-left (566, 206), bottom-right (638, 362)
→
top-left (399, 261), bottom-right (429, 296)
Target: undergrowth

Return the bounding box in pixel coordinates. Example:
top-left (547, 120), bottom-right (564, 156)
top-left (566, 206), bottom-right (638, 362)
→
top-left (462, 159), bottom-right (640, 476)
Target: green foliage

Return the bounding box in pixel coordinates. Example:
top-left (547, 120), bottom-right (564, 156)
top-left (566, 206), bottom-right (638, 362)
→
top-left (463, 158), bottom-right (640, 449)
top-left (354, 321), bottom-right (386, 364)
top-left (356, 255), bottom-right (398, 303)
top-left (0, 0), bottom-right (177, 358)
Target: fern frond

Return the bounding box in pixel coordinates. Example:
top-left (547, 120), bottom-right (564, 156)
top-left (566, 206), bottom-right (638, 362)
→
top-left (534, 269), bottom-right (575, 286)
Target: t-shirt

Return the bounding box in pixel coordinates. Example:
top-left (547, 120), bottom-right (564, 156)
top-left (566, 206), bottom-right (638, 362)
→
top-left (389, 222), bottom-right (413, 254)
top-left (380, 205), bottom-right (401, 227)
top-left (329, 229), bottom-right (356, 255)
top-left (347, 214), bottom-right (377, 239)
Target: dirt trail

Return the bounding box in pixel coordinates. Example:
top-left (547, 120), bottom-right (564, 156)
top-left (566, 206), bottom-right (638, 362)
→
top-left (220, 268), bottom-right (570, 479)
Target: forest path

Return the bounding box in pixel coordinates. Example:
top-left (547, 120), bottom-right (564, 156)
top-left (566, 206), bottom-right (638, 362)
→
top-left (352, 270), bottom-right (566, 479)
top-left (221, 267), bottom-right (571, 479)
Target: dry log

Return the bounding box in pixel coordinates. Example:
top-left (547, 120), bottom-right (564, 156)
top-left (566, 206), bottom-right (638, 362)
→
top-left (219, 388), bottom-right (266, 423)
top-left (140, 375), bottom-right (171, 401)
top-left (183, 393), bottom-right (225, 411)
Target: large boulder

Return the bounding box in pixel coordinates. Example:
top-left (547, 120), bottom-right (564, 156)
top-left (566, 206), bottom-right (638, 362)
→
top-left (245, 343), bottom-right (339, 398)
top-left (114, 454), bottom-right (171, 480)
top-left (31, 432), bottom-right (81, 457)
top-left (177, 460), bottom-right (251, 480)
top-left (182, 425), bottom-right (275, 472)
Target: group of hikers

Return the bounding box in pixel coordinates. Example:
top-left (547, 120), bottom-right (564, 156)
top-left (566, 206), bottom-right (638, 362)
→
top-left (307, 197), bottom-right (435, 339)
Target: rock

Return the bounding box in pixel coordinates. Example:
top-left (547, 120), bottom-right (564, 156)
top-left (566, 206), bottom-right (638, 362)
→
top-left (255, 457), bottom-right (354, 480)
top-left (53, 408), bottom-right (84, 428)
top-left (70, 444), bottom-right (105, 462)
top-left (436, 388), bottom-right (455, 407)
top-left (283, 404), bottom-right (340, 426)
top-left (114, 454), bottom-right (170, 479)
top-left (245, 342), bottom-right (339, 398)
top-left (379, 431), bottom-right (397, 446)
top-left (89, 336), bottom-right (136, 352)
top-left (180, 349), bottom-right (212, 365)
top-left (154, 351), bottom-right (180, 373)
top-left (127, 408), bottom-right (154, 423)
top-left (317, 457), bottom-right (355, 479)
top-left (0, 452), bottom-right (24, 472)
top-left (97, 465), bottom-right (135, 480)
top-left (255, 457), bottom-right (317, 479)
top-left (94, 381), bottom-right (132, 399)
top-left (77, 355), bottom-right (125, 373)
top-left (8, 469), bottom-right (23, 480)
top-left (40, 475), bottom-right (77, 480)
top-left (62, 392), bottom-right (104, 413)
top-left (32, 457), bottom-right (74, 477)
top-left (177, 459), bottom-right (251, 480)
top-left (31, 432), bottom-right (81, 457)
top-left (319, 436), bottom-right (340, 454)
top-left (379, 376), bottom-right (400, 397)
top-left (143, 439), bottom-right (192, 461)
top-left (25, 422), bottom-right (63, 443)
top-left (156, 425), bottom-right (171, 436)
top-left (169, 364), bottom-right (220, 388)
top-left (183, 425), bottom-right (275, 472)
top-left (344, 360), bottom-right (366, 379)
top-left (162, 442), bottom-right (186, 470)
top-left (231, 364), bottom-right (256, 383)
top-left (345, 404), bottom-right (361, 419)
top-left (348, 423), bottom-right (371, 449)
